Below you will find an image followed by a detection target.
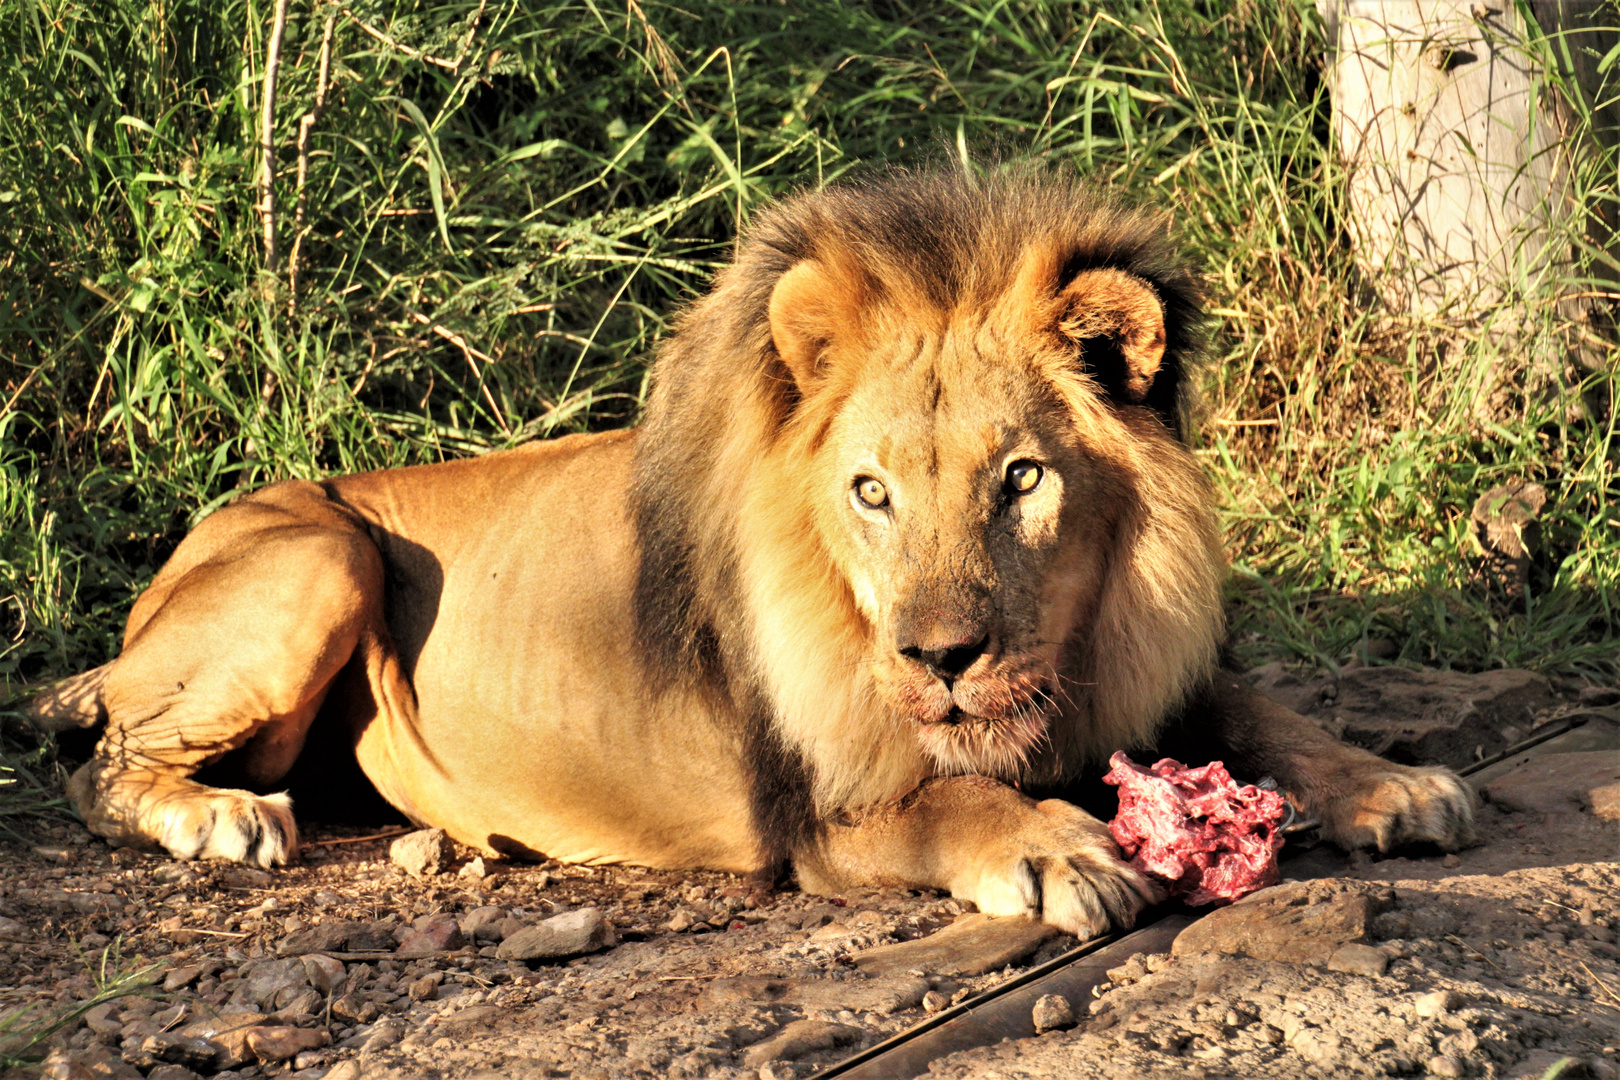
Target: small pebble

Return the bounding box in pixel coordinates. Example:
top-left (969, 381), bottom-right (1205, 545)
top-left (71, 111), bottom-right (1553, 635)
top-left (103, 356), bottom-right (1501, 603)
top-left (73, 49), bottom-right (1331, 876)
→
top-left (1327, 943), bottom-right (1389, 978)
top-left (1426, 1053), bottom-right (1464, 1078)
top-left (1414, 989), bottom-right (1460, 1018)
top-left (407, 973), bottom-right (443, 1003)
top-left (389, 829), bottom-right (453, 876)
top-left (1032, 993), bottom-right (1075, 1034)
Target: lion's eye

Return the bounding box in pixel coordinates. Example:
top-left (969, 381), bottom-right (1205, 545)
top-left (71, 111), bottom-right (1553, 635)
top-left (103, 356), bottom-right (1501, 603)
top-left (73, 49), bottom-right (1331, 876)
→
top-left (854, 477), bottom-right (889, 509)
top-left (1005, 460), bottom-right (1043, 495)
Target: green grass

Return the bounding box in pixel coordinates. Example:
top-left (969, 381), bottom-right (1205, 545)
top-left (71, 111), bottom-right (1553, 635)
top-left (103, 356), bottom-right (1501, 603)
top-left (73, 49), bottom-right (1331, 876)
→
top-left (1, 0), bottom-right (1615, 721)
top-left (0, 939), bottom-right (161, 1067)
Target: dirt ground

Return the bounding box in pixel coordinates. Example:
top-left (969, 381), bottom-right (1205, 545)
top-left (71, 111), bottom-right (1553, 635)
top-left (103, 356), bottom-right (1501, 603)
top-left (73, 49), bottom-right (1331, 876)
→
top-left (1, 666), bottom-right (1617, 1080)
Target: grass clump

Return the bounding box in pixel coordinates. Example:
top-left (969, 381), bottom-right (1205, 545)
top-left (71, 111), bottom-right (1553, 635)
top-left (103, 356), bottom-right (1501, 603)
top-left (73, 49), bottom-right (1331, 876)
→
top-left (0, 0), bottom-right (1614, 708)
top-left (0, 940), bottom-right (161, 1068)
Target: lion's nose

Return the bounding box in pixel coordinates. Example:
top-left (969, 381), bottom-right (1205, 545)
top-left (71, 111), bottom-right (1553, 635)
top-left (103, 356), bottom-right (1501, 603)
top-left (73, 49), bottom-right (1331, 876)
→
top-left (899, 632), bottom-right (991, 682)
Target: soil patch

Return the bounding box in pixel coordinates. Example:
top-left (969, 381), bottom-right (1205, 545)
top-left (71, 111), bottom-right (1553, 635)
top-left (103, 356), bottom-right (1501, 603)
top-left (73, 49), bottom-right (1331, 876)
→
top-left (2, 668), bottom-right (1615, 1080)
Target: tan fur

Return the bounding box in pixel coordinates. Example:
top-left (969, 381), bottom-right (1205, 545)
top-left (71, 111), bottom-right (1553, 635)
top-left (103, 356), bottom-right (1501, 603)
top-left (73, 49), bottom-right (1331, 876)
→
top-left (26, 171), bottom-right (1472, 934)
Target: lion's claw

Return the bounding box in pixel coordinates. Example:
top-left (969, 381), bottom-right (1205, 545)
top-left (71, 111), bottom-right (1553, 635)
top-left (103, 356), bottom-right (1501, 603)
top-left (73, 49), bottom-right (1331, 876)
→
top-left (962, 799), bottom-right (1155, 938)
top-left (69, 761), bottom-right (298, 868)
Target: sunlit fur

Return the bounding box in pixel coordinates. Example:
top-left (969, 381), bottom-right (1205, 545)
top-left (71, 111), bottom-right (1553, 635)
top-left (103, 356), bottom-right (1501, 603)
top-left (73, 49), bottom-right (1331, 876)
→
top-left (27, 169), bottom-right (1463, 900)
top-left (633, 168), bottom-right (1225, 829)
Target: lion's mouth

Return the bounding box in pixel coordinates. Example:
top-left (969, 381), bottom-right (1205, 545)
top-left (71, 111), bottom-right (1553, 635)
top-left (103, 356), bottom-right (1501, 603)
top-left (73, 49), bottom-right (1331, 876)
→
top-left (879, 653), bottom-right (1057, 775)
top-left (911, 700), bottom-right (1051, 777)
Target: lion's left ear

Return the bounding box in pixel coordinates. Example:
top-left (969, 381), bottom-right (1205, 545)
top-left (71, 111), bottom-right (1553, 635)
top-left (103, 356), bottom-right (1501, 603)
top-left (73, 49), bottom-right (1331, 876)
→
top-left (768, 258), bottom-right (867, 390)
top-left (1015, 250), bottom-right (1168, 405)
top-left (1055, 268), bottom-right (1167, 404)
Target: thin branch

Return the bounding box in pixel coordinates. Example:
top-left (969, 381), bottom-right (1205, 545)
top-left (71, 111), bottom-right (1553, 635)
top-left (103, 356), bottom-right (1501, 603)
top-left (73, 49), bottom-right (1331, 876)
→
top-left (306, 827), bottom-right (413, 847)
top-left (1, 367), bottom-right (42, 418)
top-left (342, 8), bottom-right (460, 69)
top-left (340, 0), bottom-right (487, 74)
top-left (259, 0), bottom-right (292, 275)
top-left (288, 12), bottom-right (339, 308)
top-left (408, 311), bottom-right (511, 434)
top-left (455, 0), bottom-right (488, 66)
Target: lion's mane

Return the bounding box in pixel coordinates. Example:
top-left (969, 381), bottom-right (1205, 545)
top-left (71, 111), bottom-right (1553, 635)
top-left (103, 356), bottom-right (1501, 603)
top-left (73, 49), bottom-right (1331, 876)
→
top-left (631, 168), bottom-right (1224, 872)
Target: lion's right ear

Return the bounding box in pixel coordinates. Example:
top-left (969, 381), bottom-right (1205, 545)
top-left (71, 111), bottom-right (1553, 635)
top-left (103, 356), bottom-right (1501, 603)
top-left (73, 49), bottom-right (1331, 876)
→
top-left (768, 259), bottom-right (866, 390)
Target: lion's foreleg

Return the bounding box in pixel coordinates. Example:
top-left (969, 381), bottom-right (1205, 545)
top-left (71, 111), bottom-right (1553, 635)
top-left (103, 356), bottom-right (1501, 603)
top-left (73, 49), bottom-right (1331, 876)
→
top-left (1185, 675), bottom-right (1476, 853)
top-left (794, 775), bottom-right (1155, 938)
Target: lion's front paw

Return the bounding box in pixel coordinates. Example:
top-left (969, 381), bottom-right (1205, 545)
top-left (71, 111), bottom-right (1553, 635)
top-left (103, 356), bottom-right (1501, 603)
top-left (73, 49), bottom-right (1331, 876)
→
top-left (959, 799), bottom-right (1157, 939)
top-left (1318, 765), bottom-right (1476, 854)
top-left (155, 788), bottom-right (298, 868)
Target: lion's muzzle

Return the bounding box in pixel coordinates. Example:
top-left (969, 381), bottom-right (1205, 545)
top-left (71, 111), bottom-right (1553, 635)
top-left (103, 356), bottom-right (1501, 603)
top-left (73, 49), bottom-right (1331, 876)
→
top-left (883, 644), bottom-right (1056, 774)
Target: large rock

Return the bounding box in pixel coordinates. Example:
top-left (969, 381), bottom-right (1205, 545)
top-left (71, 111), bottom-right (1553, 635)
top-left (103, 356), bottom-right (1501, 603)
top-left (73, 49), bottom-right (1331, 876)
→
top-left (783, 975), bottom-right (930, 1016)
top-left (276, 921), bottom-right (353, 957)
top-left (853, 913), bottom-right (1060, 977)
top-left (175, 1011), bottom-right (267, 1069)
top-left (460, 906), bottom-right (510, 942)
top-left (299, 953), bottom-right (346, 995)
top-left (161, 965), bottom-right (202, 993)
top-left (390, 828), bottom-right (453, 876)
top-left (739, 1020), bottom-right (863, 1067)
top-left (244, 1026), bottom-right (330, 1063)
top-left (276, 919), bottom-right (397, 956)
top-left (397, 913), bottom-right (465, 955)
top-left (495, 908), bottom-right (616, 961)
top-left (1480, 751), bottom-right (1620, 818)
top-left (1172, 881), bottom-right (1388, 966)
top-left (227, 958), bottom-right (310, 1011)
top-left (1251, 665), bottom-right (1554, 769)
top-left (138, 1034), bottom-right (219, 1072)
top-left (346, 921), bottom-right (401, 951)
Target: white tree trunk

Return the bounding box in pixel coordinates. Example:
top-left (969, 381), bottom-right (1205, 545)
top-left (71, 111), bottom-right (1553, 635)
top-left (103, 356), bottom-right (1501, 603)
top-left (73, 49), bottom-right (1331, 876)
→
top-left (1322, 0), bottom-right (1614, 319)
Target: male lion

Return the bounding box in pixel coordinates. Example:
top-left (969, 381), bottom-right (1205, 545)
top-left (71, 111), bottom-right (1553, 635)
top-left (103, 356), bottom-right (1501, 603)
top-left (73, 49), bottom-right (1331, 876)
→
top-left (29, 171), bottom-right (1472, 937)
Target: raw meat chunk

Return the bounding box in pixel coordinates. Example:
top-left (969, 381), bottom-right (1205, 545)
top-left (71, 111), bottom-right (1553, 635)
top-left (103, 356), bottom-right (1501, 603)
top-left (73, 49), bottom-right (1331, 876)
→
top-left (1103, 751), bottom-right (1287, 905)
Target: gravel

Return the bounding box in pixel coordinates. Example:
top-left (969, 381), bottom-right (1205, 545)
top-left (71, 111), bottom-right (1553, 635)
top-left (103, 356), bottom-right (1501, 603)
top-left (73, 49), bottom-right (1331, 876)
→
top-left (1, 673), bottom-right (1615, 1080)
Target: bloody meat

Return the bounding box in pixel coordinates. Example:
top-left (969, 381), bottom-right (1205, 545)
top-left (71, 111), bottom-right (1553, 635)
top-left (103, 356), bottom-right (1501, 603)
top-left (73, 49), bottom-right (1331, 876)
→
top-left (1103, 751), bottom-right (1287, 905)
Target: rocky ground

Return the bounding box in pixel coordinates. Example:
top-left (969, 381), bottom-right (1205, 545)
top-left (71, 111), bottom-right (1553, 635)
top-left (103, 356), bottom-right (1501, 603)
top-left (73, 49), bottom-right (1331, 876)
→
top-left (0, 666), bottom-right (1616, 1080)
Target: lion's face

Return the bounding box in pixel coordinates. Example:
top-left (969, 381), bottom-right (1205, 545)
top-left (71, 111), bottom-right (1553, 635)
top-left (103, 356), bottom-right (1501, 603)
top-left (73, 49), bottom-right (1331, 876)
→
top-left (806, 322), bottom-right (1123, 775)
top-left (752, 249), bottom-right (1204, 781)
top-left (639, 177), bottom-right (1224, 817)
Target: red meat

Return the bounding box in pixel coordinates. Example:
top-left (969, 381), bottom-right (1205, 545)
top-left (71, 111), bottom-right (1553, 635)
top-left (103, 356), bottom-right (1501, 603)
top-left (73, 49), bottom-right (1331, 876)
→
top-left (1102, 751), bottom-right (1287, 906)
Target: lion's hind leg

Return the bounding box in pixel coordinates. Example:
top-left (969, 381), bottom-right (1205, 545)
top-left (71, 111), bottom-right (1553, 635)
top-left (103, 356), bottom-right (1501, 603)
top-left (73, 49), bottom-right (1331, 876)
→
top-left (69, 762), bottom-right (299, 866)
top-left (73, 481), bottom-right (384, 868)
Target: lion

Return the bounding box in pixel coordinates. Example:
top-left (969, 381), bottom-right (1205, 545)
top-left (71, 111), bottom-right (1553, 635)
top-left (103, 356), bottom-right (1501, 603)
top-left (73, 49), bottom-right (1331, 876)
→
top-left (27, 170), bottom-right (1473, 937)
